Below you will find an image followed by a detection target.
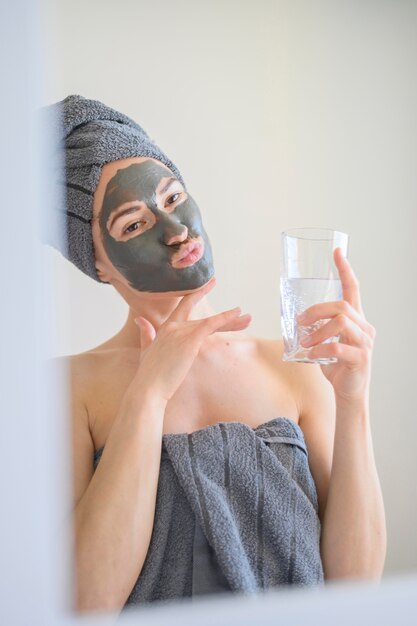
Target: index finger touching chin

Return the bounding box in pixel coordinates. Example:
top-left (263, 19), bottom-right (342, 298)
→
top-left (169, 276), bottom-right (217, 322)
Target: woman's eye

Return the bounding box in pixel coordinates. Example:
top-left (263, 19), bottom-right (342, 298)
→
top-left (123, 220), bottom-right (144, 234)
top-left (167, 192), bottom-right (181, 205)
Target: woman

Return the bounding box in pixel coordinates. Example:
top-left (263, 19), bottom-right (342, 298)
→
top-left (45, 95), bottom-right (386, 613)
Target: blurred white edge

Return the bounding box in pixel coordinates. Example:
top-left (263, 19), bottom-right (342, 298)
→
top-left (4, 0), bottom-right (414, 624)
top-left (57, 571), bottom-right (417, 625)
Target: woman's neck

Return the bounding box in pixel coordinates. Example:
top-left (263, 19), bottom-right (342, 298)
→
top-left (112, 294), bottom-right (216, 350)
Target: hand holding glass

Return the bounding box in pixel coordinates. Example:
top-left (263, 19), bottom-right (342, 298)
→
top-left (280, 228), bottom-right (349, 364)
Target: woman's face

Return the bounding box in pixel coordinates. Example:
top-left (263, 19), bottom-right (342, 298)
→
top-left (92, 157), bottom-right (215, 293)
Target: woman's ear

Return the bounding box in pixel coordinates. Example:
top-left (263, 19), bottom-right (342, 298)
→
top-left (92, 215), bottom-right (112, 283)
top-left (95, 259), bottom-right (112, 283)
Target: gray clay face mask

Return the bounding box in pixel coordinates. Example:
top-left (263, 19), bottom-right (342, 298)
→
top-left (99, 160), bottom-right (215, 292)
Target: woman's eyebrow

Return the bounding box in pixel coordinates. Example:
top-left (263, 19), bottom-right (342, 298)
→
top-left (108, 204), bottom-right (141, 230)
top-left (158, 177), bottom-right (178, 195)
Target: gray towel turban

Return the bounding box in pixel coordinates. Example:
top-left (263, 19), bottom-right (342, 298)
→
top-left (41, 94), bottom-right (186, 283)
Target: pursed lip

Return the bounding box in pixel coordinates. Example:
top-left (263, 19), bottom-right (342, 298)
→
top-left (170, 236), bottom-right (204, 268)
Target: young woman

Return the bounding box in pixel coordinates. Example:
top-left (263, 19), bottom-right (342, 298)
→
top-left (45, 95), bottom-right (386, 613)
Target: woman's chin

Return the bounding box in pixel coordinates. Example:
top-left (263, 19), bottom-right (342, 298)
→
top-left (160, 276), bottom-right (216, 297)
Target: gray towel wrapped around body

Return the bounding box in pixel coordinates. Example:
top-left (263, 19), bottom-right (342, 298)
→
top-left (93, 416), bottom-right (324, 608)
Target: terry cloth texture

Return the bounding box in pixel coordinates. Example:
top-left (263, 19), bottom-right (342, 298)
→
top-left (39, 94), bottom-right (185, 283)
top-left (93, 416), bottom-right (324, 608)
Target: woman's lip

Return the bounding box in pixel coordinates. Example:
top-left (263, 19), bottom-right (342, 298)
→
top-left (171, 241), bottom-right (204, 268)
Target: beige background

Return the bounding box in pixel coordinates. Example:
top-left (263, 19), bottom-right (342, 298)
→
top-left (42, 0), bottom-right (417, 580)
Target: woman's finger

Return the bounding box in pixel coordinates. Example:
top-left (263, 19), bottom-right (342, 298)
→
top-left (168, 276), bottom-right (217, 322)
top-left (300, 314), bottom-right (373, 350)
top-left (307, 341), bottom-right (371, 369)
top-left (298, 299), bottom-right (373, 336)
top-left (215, 313), bottom-right (252, 333)
top-left (334, 247), bottom-right (364, 315)
top-left (134, 316), bottom-right (156, 351)
top-left (200, 306), bottom-right (243, 334)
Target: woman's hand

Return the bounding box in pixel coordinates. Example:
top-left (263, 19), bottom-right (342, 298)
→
top-left (132, 277), bottom-right (252, 403)
top-left (297, 248), bottom-right (376, 405)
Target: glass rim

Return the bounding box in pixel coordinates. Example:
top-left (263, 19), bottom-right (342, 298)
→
top-left (282, 227), bottom-right (348, 241)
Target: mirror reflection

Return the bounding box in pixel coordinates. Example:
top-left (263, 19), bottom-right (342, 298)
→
top-left (42, 0), bottom-right (417, 617)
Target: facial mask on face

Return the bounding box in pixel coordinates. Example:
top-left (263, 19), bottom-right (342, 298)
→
top-left (99, 160), bottom-right (215, 292)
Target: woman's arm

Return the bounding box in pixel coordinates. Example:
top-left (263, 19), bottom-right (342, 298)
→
top-left (320, 397), bottom-right (387, 581)
top-left (73, 385), bottom-right (167, 613)
top-left (298, 365), bottom-right (387, 582)
top-left (295, 247), bottom-right (386, 581)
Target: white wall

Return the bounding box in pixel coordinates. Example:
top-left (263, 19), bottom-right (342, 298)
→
top-left (0, 1), bottom-right (72, 624)
top-left (42, 0), bottom-right (416, 587)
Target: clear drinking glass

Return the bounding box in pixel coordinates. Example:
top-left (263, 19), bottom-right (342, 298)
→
top-left (280, 227), bottom-right (349, 364)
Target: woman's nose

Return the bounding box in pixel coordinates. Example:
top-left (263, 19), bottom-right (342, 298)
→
top-left (164, 224), bottom-right (188, 246)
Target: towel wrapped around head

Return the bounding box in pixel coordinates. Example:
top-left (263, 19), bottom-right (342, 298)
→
top-left (39, 94), bottom-right (185, 282)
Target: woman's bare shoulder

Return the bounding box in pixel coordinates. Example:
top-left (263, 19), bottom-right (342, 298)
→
top-left (249, 335), bottom-right (299, 370)
top-left (46, 347), bottom-right (114, 396)
top-left (248, 334), bottom-right (311, 394)
top-left (62, 344), bottom-right (140, 403)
